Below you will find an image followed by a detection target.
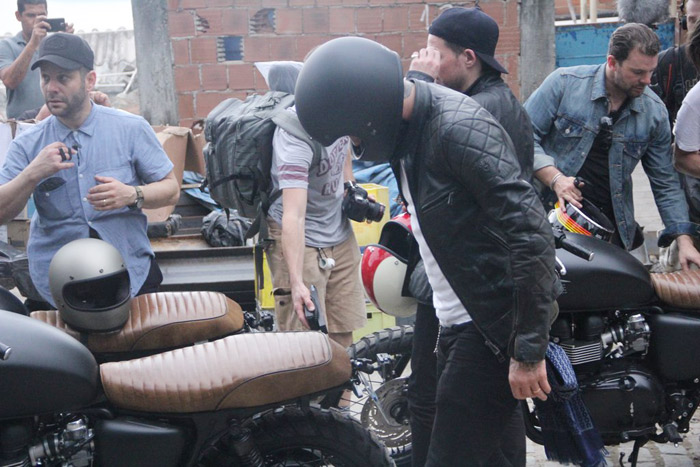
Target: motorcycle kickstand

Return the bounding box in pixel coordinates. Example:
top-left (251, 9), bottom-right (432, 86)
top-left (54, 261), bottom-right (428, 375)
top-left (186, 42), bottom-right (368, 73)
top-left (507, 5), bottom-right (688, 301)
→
top-left (619, 438), bottom-right (647, 467)
top-left (356, 371), bottom-right (393, 426)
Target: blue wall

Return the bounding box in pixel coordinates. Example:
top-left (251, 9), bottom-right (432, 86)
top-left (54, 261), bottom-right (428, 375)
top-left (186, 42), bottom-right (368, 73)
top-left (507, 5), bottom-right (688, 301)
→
top-left (555, 20), bottom-right (675, 68)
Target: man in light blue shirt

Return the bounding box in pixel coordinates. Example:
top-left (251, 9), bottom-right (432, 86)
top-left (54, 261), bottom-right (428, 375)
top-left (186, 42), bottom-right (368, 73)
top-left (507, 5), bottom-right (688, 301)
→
top-left (0, 33), bottom-right (179, 307)
top-left (525, 23), bottom-right (700, 270)
top-left (0, 0), bottom-right (75, 119)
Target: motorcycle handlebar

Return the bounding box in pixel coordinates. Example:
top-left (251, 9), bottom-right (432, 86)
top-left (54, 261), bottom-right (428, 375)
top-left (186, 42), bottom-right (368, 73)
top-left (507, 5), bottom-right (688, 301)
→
top-left (553, 231), bottom-right (595, 261)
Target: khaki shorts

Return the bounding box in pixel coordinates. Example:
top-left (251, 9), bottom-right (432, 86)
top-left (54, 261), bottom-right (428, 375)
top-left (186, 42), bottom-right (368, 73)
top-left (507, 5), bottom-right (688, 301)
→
top-left (265, 220), bottom-right (367, 333)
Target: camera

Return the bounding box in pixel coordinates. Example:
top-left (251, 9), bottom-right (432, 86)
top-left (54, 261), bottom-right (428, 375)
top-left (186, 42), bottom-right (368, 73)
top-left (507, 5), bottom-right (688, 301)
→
top-left (342, 181), bottom-right (385, 223)
top-left (45, 18), bottom-right (66, 32)
top-left (303, 285), bottom-right (327, 333)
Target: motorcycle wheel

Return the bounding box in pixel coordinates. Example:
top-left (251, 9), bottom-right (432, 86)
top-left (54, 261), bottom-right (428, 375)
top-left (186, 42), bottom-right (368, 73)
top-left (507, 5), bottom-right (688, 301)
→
top-left (321, 325), bottom-right (414, 467)
top-left (520, 399), bottom-right (544, 445)
top-left (204, 405), bottom-right (394, 466)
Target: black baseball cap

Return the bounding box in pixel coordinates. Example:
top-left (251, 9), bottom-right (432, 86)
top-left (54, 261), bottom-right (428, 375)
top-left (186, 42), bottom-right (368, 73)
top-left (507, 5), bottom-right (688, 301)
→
top-left (31, 33), bottom-right (94, 71)
top-left (429, 7), bottom-right (508, 74)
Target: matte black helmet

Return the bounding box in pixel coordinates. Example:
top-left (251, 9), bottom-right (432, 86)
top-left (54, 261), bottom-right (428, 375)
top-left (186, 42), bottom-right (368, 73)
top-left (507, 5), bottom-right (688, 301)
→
top-left (49, 238), bottom-right (131, 332)
top-left (295, 37), bottom-right (404, 162)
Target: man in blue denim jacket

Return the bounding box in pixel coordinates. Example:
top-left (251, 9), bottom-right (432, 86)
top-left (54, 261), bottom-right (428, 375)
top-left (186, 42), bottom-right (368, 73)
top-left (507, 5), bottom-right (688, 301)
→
top-left (524, 23), bottom-right (700, 270)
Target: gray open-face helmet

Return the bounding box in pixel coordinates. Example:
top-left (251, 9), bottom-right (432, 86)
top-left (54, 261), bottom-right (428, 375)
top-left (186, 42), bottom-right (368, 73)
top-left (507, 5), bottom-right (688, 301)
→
top-left (294, 37), bottom-right (404, 162)
top-left (49, 238), bottom-right (131, 332)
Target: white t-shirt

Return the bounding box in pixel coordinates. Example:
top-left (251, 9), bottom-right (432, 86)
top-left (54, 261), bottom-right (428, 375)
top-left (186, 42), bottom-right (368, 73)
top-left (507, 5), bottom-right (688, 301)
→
top-left (675, 82), bottom-right (700, 152)
top-left (268, 108), bottom-right (353, 248)
top-left (400, 163), bottom-right (471, 327)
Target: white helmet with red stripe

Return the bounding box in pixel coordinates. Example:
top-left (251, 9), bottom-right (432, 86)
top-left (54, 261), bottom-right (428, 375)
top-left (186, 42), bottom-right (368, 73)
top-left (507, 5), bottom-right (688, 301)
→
top-left (361, 213), bottom-right (417, 317)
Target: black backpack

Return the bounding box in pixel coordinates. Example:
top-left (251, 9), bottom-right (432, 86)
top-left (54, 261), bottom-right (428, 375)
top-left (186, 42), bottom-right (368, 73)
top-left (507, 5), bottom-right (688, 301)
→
top-left (203, 91), bottom-right (324, 238)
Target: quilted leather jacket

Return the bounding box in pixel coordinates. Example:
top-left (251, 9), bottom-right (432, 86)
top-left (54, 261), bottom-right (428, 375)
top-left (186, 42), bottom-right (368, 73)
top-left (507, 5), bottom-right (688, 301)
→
top-left (392, 80), bottom-right (559, 362)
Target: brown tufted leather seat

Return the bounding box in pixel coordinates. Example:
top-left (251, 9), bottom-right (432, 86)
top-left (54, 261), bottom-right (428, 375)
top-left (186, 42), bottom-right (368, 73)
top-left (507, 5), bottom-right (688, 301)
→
top-left (100, 331), bottom-right (351, 413)
top-left (651, 270), bottom-right (700, 310)
top-left (30, 291), bottom-right (245, 354)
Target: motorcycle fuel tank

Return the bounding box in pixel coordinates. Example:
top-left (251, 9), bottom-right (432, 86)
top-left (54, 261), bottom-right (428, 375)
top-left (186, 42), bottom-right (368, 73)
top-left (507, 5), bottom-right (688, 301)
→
top-left (557, 233), bottom-right (655, 312)
top-left (0, 311), bottom-right (98, 419)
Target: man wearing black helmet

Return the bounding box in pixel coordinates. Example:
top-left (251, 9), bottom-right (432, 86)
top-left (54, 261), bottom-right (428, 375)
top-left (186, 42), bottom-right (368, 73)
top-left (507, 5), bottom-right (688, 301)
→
top-left (403, 7), bottom-right (535, 466)
top-left (294, 37), bottom-right (558, 466)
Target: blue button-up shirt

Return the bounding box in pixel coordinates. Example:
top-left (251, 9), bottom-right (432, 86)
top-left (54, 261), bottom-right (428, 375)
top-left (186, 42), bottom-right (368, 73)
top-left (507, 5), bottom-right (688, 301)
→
top-left (0, 104), bottom-right (173, 305)
top-left (0, 32), bottom-right (44, 119)
top-left (524, 64), bottom-right (695, 249)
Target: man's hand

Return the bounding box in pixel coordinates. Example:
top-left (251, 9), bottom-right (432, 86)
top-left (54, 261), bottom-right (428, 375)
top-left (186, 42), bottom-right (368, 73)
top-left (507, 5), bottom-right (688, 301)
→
top-left (291, 281), bottom-right (314, 328)
top-left (508, 358), bottom-right (550, 401)
top-left (409, 47), bottom-right (440, 80)
top-left (88, 175), bottom-right (136, 211)
top-left (552, 175), bottom-right (583, 210)
top-left (89, 91), bottom-right (111, 107)
top-left (29, 15), bottom-right (50, 48)
top-left (676, 234), bottom-right (700, 270)
top-left (26, 142), bottom-right (75, 181)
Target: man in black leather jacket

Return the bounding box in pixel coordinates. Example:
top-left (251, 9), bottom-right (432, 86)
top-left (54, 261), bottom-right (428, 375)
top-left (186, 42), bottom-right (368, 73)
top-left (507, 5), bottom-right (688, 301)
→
top-left (294, 37), bottom-right (558, 465)
top-left (403, 8), bottom-right (535, 466)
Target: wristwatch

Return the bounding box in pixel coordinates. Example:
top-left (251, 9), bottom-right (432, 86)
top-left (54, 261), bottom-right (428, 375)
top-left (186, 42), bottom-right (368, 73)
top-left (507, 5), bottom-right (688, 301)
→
top-left (129, 186), bottom-right (144, 210)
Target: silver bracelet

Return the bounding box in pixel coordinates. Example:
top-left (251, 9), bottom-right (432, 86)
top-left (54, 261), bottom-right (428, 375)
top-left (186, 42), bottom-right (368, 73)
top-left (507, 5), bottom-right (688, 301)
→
top-left (549, 173), bottom-right (564, 191)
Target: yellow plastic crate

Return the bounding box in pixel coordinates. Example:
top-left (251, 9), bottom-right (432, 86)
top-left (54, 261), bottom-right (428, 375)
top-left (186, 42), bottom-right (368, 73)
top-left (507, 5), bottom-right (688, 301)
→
top-left (256, 251), bottom-right (275, 310)
top-left (353, 304), bottom-right (396, 342)
top-left (351, 183), bottom-right (391, 247)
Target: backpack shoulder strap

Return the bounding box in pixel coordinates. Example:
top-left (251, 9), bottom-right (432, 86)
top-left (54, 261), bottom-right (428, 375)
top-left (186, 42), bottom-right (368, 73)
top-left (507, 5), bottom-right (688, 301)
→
top-left (272, 110), bottom-right (325, 168)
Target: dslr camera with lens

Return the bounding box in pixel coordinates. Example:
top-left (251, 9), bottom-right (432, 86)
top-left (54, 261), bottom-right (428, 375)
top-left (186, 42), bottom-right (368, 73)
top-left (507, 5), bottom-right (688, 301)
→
top-left (342, 181), bottom-right (385, 223)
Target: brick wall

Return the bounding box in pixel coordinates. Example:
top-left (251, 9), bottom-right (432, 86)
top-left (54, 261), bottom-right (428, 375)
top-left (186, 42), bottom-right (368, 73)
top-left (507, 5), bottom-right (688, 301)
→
top-left (167, 0), bottom-right (523, 127)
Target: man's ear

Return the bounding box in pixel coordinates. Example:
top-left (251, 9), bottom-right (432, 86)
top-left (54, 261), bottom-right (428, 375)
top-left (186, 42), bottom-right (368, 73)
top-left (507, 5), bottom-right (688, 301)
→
top-left (15, 11), bottom-right (22, 22)
top-left (606, 54), bottom-right (618, 71)
top-left (85, 70), bottom-right (97, 92)
top-left (463, 49), bottom-right (478, 68)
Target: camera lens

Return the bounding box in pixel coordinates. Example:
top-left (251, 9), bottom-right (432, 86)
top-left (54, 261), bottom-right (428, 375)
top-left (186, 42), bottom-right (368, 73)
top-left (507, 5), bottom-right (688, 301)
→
top-left (366, 202), bottom-right (385, 222)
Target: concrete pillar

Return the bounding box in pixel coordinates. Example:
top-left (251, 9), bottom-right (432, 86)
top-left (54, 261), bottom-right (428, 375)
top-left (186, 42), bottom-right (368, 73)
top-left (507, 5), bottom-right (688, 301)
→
top-left (520, 0), bottom-right (556, 101)
top-left (130, 0), bottom-right (178, 125)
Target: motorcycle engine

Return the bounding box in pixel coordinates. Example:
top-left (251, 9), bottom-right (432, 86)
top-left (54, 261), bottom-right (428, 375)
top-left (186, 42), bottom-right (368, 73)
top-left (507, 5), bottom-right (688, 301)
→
top-left (550, 312), bottom-right (650, 372)
top-left (0, 416), bottom-right (94, 467)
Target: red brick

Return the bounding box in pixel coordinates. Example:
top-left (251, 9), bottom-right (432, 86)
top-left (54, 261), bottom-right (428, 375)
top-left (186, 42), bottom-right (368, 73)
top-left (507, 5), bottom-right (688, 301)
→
top-left (371, 0), bottom-right (397, 4)
top-left (178, 93), bottom-right (195, 119)
top-left (265, 0), bottom-right (288, 5)
top-left (408, 4), bottom-right (436, 30)
top-left (317, 0), bottom-right (345, 5)
top-left (505, 0), bottom-right (519, 27)
top-left (342, 0), bottom-right (369, 5)
top-left (201, 64), bottom-right (228, 90)
top-left (179, 117), bottom-right (195, 128)
top-left (356, 8), bottom-right (383, 33)
top-left (172, 39), bottom-right (191, 65)
top-left (228, 63), bottom-right (257, 90)
top-left (276, 9), bottom-right (303, 34)
top-left (243, 36), bottom-right (270, 62)
top-left (330, 8), bottom-right (356, 34)
top-left (253, 67), bottom-right (265, 88)
top-left (290, 0), bottom-right (315, 5)
top-left (303, 8), bottom-right (330, 33)
top-left (221, 9), bottom-right (248, 35)
top-left (182, 0), bottom-right (207, 8)
top-left (169, 11), bottom-right (196, 37)
top-left (297, 36), bottom-right (328, 58)
top-left (174, 65), bottom-right (201, 92)
top-left (271, 37), bottom-right (298, 60)
top-left (383, 6), bottom-right (410, 32)
top-left (497, 27), bottom-right (520, 54)
top-left (167, 0), bottom-right (180, 11)
top-left (404, 31), bottom-right (429, 57)
top-left (374, 33), bottom-right (403, 56)
top-left (196, 91), bottom-right (236, 116)
top-left (207, 0), bottom-right (234, 6)
top-left (480, 2), bottom-right (506, 25)
top-left (191, 37), bottom-right (219, 63)
top-left (230, 0), bottom-right (261, 7)
top-left (196, 9), bottom-right (223, 35)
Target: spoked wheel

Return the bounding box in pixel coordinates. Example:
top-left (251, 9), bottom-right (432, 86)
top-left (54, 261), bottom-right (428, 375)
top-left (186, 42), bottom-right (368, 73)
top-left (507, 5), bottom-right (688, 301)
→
top-left (201, 406), bottom-right (393, 466)
top-left (322, 325), bottom-right (414, 466)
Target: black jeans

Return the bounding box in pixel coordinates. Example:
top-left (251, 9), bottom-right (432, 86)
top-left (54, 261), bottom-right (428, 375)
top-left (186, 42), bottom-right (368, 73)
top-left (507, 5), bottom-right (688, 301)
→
top-left (424, 322), bottom-right (525, 467)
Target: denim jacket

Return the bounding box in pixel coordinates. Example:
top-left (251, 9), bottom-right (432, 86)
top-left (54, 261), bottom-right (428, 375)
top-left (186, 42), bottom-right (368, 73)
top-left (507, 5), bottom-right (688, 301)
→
top-left (524, 64), bottom-right (696, 249)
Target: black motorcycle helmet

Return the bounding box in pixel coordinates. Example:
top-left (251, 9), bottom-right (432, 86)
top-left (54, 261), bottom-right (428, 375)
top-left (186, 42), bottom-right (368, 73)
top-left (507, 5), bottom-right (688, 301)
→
top-left (294, 37), bottom-right (404, 162)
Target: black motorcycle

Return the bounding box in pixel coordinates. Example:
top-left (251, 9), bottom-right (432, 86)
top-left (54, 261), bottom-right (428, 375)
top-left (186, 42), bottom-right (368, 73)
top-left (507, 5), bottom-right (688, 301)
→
top-left (0, 300), bottom-right (395, 466)
top-left (521, 228), bottom-right (700, 466)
